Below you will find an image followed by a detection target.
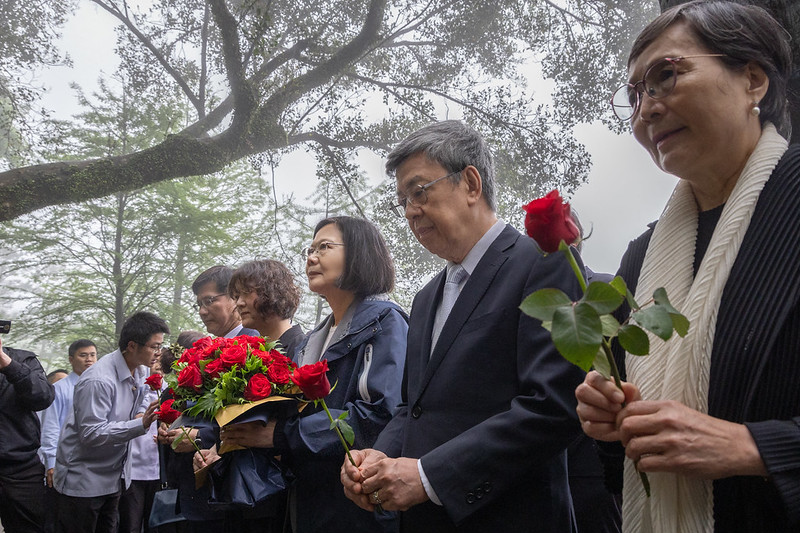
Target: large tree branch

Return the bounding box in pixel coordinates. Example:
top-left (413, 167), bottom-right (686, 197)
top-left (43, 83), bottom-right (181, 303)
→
top-left (287, 131), bottom-right (391, 152)
top-left (257, 0), bottom-right (386, 122)
top-left (179, 38), bottom-right (311, 137)
top-left (207, 0), bottom-right (256, 132)
top-left (91, 0), bottom-right (203, 115)
top-left (0, 134), bottom-right (258, 220)
top-left (347, 74), bottom-right (539, 134)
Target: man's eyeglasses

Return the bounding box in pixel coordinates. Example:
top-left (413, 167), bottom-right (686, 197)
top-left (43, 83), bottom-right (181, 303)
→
top-left (137, 341), bottom-right (163, 353)
top-left (192, 293), bottom-right (227, 311)
top-left (611, 54), bottom-right (726, 121)
top-left (389, 169), bottom-right (463, 218)
top-left (303, 242), bottom-right (345, 259)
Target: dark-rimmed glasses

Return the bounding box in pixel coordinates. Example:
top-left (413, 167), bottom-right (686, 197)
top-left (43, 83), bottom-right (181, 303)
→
top-left (303, 242), bottom-right (345, 259)
top-left (192, 293), bottom-right (227, 311)
top-left (611, 54), bottom-right (726, 121)
top-left (137, 341), bottom-right (164, 353)
top-left (389, 169), bottom-right (464, 218)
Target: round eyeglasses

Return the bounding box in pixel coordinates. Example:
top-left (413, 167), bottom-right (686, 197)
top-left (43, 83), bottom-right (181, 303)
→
top-left (610, 54), bottom-right (726, 121)
top-left (303, 242), bottom-right (345, 259)
top-left (389, 169), bottom-right (464, 218)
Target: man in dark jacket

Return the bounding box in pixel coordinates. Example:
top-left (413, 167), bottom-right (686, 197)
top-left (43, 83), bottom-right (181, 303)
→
top-left (0, 336), bottom-right (55, 532)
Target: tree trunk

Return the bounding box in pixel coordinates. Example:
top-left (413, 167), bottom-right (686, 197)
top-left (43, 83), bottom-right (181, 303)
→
top-left (113, 193), bottom-right (126, 339)
top-left (659, 0), bottom-right (800, 144)
top-left (170, 231), bottom-right (188, 331)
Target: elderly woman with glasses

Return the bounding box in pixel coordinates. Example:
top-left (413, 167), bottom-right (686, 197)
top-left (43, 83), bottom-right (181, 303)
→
top-left (575, 2), bottom-right (800, 532)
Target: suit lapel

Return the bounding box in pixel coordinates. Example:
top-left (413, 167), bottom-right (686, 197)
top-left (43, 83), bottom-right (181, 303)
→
top-left (415, 226), bottom-right (517, 401)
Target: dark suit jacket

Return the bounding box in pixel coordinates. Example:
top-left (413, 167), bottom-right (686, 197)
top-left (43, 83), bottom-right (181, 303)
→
top-left (604, 145), bottom-right (800, 532)
top-left (374, 224), bottom-right (585, 532)
top-left (236, 326), bottom-right (260, 337)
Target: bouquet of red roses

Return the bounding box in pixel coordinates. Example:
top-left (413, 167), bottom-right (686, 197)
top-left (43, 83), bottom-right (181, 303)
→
top-left (163, 335), bottom-right (301, 426)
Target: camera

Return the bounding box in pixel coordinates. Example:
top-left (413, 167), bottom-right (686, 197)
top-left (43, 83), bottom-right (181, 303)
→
top-left (0, 321), bottom-right (10, 334)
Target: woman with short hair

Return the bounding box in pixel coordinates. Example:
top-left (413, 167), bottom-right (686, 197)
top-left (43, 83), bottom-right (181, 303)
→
top-left (228, 259), bottom-right (304, 357)
top-left (284, 215), bottom-right (408, 532)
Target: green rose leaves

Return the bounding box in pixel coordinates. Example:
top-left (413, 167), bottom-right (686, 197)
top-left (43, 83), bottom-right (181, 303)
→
top-left (521, 272), bottom-right (689, 375)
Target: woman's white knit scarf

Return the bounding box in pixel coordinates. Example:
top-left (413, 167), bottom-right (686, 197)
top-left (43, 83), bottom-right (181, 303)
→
top-left (622, 123), bottom-right (787, 533)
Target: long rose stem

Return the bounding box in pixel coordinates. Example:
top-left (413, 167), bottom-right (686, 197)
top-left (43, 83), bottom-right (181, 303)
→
top-left (562, 242), bottom-right (651, 497)
top-left (320, 399), bottom-right (356, 467)
top-left (600, 339), bottom-right (650, 496)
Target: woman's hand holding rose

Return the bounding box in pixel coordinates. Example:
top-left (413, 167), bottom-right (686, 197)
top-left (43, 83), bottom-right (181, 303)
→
top-left (575, 370), bottom-right (641, 441)
top-left (616, 400), bottom-right (767, 479)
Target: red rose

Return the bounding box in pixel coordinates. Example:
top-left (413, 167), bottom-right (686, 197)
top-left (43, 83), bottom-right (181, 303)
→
top-left (251, 349), bottom-right (271, 365)
top-left (144, 373), bottom-right (162, 391)
top-left (205, 337), bottom-right (228, 356)
top-left (177, 364), bottom-right (203, 392)
top-left (243, 373), bottom-right (273, 401)
top-left (292, 360), bottom-right (331, 400)
top-left (267, 361), bottom-right (292, 385)
top-left (192, 337), bottom-right (215, 351)
top-left (220, 343), bottom-right (247, 368)
top-left (522, 190), bottom-right (580, 253)
top-left (155, 399), bottom-right (181, 424)
top-left (241, 335), bottom-right (265, 349)
top-left (178, 347), bottom-right (201, 365)
top-left (203, 357), bottom-right (226, 379)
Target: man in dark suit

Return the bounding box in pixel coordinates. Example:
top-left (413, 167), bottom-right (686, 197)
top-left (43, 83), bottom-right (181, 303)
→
top-left (342, 120), bottom-right (585, 532)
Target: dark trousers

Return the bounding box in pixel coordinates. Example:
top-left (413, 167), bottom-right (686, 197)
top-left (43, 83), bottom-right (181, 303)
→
top-left (55, 489), bottom-right (121, 533)
top-left (0, 461), bottom-right (47, 533)
top-left (119, 479), bottom-right (161, 533)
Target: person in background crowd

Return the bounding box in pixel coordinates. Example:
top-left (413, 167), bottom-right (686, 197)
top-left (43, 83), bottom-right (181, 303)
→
top-left (40, 340), bottom-right (97, 533)
top-left (341, 120), bottom-right (585, 532)
top-left (187, 260), bottom-right (305, 533)
top-left (54, 312), bottom-right (167, 533)
top-left (0, 336), bottom-right (55, 533)
top-left (575, 2), bottom-right (800, 532)
top-left (192, 266), bottom-right (259, 338)
top-left (155, 330), bottom-right (205, 533)
top-left (46, 369), bottom-right (69, 385)
top-left (228, 259), bottom-right (304, 357)
top-left (41, 340), bottom-right (98, 489)
top-left (118, 355), bottom-right (163, 533)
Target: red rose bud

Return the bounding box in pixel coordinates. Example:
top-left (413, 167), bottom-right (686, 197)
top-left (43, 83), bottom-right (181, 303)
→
top-left (522, 190), bottom-right (580, 253)
top-left (192, 337), bottom-right (214, 351)
top-left (144, 373), bottom-right (162, 391)
top-left (155, 399), bottom-right (181, 425)
top-left (243, 373), bottom-right (273, 401)
top-left (177, 364), bottom-right (203, 392)
top-left (269, 350), bottom-right (293, 367)
top-left (292, 360), bottom-right (331, 400)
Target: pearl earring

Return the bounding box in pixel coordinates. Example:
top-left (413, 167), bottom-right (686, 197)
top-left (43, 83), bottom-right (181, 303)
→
top-left (751, 102), bottom-right (761, 116)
